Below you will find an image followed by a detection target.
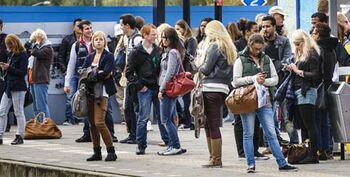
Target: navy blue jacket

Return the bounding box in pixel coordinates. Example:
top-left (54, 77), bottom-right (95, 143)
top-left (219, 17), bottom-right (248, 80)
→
top-left (5, 52), bottom-right (28, 97)
top-left (82, 49), bottom-right (116, 96)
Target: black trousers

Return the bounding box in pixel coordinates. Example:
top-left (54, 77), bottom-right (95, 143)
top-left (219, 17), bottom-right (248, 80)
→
top-left (234, 115), bottom-right (260, 156)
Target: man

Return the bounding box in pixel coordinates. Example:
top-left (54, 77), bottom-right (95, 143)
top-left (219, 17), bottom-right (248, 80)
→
top-left (118, 14), bottom-right (142, 144)
top-left (64, 20), bottom-right (117, 143)
top-left (261, 16), bottom-right (298, 154)
top-left (58, 18), bottom-right (82, 125)
top-left (311, 12), bottom-right (329, 29)
top-left (268, 6), bottom-right (288, 37)
top-left (125, 24), bottom-right (168, 155)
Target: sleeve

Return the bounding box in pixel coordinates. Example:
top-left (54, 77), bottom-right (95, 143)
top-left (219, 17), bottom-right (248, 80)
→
top-left (233, 58), bottom-right (255, 87)
top-left (31, 45), bottom-right (53, 60)
top-left (336, 42), bottom-right (350, 66)
top-left (186, 37), bottom-right (197, 56)
top-left (281, 38), bottom-right (293, 64)
top-left (125, 50), bottom-right (139, 83)
top-left (303, 53), bottom-right (320, 81)
top-left (57, 36), bottom-right (68, 72)
top-left (7, 53), bottom-right (28, 77)
top-left (263, 58), bottom-right (279, 87)
top-left (64, 43), bottom-right (77, 87)
top-left (159, 50), bottom-right (180, 92)
top-left (95, 53), bottom-right (115, 81)
top-left (199, 44), bottom-right (219, 76)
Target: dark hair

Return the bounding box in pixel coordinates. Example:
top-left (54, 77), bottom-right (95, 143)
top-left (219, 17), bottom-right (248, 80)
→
top-left (196, 17), bottom-right (213, 43)
top-left (78, 20), bottom-right (92, 31)
top-left (162, 27), bottom-right (184, 59)
top-left (262, 15), bottom-right (276, 26)
top-left (237, 18), bottom-right (248, 31)
top-left (73, 18), bottom-right (82, 25)
top-left (240, 21), bottom-right (257, 36)
top-left (311, 12), bottom-right (328, 23)
top-left (314, 23), bottom-right (331, 39)
top-left (120, 14), bottom-right (136, 29)
top-left (135, 16), bottom-right (145, 30)
top-left (248, 33), bottom-right (265, 47)
top-left (175, 19), bottom-right (193, 39)
top-left (0, 19), bottom-right (3, 25)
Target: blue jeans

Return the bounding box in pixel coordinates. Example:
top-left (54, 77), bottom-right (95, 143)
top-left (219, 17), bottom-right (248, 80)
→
top-left (31, 83), bottom-right (50, 117)
top-left (0, 91), bottom-right (26, 138)
top-left (152, 91), bottom-right (169, 145)
top-left (65, 75), bottom-right (78, 123)
top-left (136, 89), bottom-right (154, 146)
top-left (241, 106), bottom-right (287, 168)
top-left (160, 95), bottom-right (180, 149)
top-left (317, 109), bottom-right (333, 153)
top-left (83, 96), bottom-right (115, 137)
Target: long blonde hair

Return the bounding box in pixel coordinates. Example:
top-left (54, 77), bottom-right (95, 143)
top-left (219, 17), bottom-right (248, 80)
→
top-left (292, 29), bottom-right (320, 62)
top-left (201, 20), bottom-right (237, 65)
top-left (5, 34), bottom-right (26, 54)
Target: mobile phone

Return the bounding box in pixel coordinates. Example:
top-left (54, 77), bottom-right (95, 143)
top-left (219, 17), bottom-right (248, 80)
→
top-left (0, 62), bottom-right (5, 65)
top-left (261, 71), bottom-right (267, 74)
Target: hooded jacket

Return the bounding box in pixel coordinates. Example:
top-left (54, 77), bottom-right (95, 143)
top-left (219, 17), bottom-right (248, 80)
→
top-left (30, 40), bottom-right (53, 84)
top-left (125, 43), bottom-right (161, 91)
top-left (317, 37), bottom-right (337, 88)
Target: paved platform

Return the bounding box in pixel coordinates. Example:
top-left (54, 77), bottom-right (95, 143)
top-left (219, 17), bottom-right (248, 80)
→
top-left (1, 123), bottom-right (350, 177)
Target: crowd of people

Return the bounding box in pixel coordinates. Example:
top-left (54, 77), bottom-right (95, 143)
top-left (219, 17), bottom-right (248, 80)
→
top-left (0, 5), bottom-right (350, 173)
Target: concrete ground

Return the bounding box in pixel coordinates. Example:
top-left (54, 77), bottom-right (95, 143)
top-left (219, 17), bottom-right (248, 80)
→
top-left (1, 123), bottom-right (350, 177)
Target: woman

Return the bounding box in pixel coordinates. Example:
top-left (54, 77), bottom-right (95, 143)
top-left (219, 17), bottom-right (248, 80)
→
top-left (227, 22), bottom-right (242, 42)
top-left (200, 20), bottom-right (237, 168)
top-left (0, 34), bottom-right (28, 145)
top-left (158, 27), bottom-right (185, 156)
top-left (287, 29), bottom-right (320, 164)
top-left (233, 34), bottom-right (297, 172)
top-left (175, 19), bottom-right (197, 130)
top-left (82, 31), bottom-right (117, 161)
top-left (196, 17), bottom-right (213, 44)
top-left (29, 29), bottom-right (53, 118)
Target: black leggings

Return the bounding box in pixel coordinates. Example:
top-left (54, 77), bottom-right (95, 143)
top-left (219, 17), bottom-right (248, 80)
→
top-left (297, 104), bottom-right (319, 157)
top-left (203, 92), bottom-right (226, 139)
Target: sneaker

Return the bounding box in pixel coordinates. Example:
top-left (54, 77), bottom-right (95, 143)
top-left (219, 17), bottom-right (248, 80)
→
top-left (262, 147), bottom-right (272, 155)
top-left (112, 135), bottom-right (118, 143)
top-left (318, 151), bottom-right (328, 161)
top-left (147, 121), bottom-right (154, 131)
top-left (157, 147), bottom-right (171, 155)
top-left (136, 144), bottom-right (146, 155)
top-left (162, 147), bottom-right (183, 156)
top-left (0, 139), bottom-right (3, 145)
top-left (158, 142), bottom-right (167, 147)
top-left (278, 136), bottom-right (289, 145)
top-left (63, 121), bottom-right (72, 126)
top-left (279, 164), bottom-right (298, 172)
top-left (247, 165), bottom-right (255, 173)
top-left (255, 152), bottom-right (269, 160)
top-left (178, 124), bottom-right (190, 131)
top-left (119, 137), bottom-right (136, 144)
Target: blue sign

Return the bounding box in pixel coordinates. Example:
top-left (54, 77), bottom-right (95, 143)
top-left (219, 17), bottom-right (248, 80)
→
top-left (241, 0), bottom-right (268, 6)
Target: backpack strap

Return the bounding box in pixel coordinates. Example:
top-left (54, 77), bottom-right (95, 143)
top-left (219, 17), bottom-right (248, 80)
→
top-left (131, 33), bottom-right (141, 48)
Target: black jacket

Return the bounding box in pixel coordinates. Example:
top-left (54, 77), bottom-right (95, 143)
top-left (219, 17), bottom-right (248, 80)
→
top-left (82, 49), bottom-right (116, 97)
top-left (234, 37), bottom-right (247, 52)
top-left (0, 33), bottom-right (7, 63)
top-left (125, 43), bottom-right (161, 91)
top-left (5, 52), bottom-right (28, 96)
top-left (58, 33), bottom-right (78, 73)
top-left (293, 49), bottom-right (320, 96)
top-left (317, 37), bottom-right (337, 88)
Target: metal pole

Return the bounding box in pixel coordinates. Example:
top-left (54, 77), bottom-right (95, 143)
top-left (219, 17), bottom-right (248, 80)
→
top-left (153, 0), bottom-right (165, 26)
top-left (214, 0), bottom-right (222, 22)
top-left (183, 0), bottom-right (191, 26)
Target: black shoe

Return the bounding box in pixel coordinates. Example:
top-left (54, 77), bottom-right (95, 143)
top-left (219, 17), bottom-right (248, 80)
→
top-left (238, 154), bottom-right (245, 158)
top-left (11, 135), bottom-right (24, 145)
top-left (255, 151), bottom-right (269, 160)
top-left (105, 146), bottom-right (117, 161)
top-left (318, 151), bottom-right (328, 161)
top-left (279, 164), bottom-right (298, 172)
top-left (112, 135), bottom-right (118, 143)
top-left (247, 165), bottom-right (255, 173)
top-left (136, 144), bottom-right (146, 155)
top-left (127, 139), bottom-right (137, 144)
top-left (119, 137), bottom-right (134, 144)
top-left (75, 135), bottom-right (91, 143)
top-left (0, 139), bottom-right (3, 145)
top-left (5, 126), bottom-right (10, 132)
top-left (87, 146), bottom-right (102, 161)
top-left (278, 136), bottom-right (289, 145)
top-left (299, 156), bottom-right (319, 164)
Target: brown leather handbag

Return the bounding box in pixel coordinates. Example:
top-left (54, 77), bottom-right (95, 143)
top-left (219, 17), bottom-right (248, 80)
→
top-left (24, 112), bottom-right (62, 139)
top-left (282, 140), bottom-right (310, 164)
top-left (225, 84), bottom-right (258, 114)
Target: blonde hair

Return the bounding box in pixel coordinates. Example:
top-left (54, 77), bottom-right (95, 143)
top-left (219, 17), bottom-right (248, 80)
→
top-left (201, 20), bottom-right (237, 65)
top-left (156, 23), bottom-right (171, 45)
top-left (5, 34), bottom-right (26, 54)
top-left (29, 29), bottom-right (47, 43)
top-left (292, 29), bottom-right (320, 62)
top-left (91, 31), bottom-right (107, 48)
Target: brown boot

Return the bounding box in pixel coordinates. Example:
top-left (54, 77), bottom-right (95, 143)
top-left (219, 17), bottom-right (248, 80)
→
top-left (203, 138), bottom-right (222, 168)
top-left (202, 137), bottom-right (213, 168)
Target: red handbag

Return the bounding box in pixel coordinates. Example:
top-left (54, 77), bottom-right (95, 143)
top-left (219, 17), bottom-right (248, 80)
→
top-left (165, 53), bottom-right (195, 97)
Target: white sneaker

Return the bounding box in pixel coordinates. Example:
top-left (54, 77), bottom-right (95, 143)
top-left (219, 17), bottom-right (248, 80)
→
top-left (157, 147), bottom-right (171, 155)
top-left (147, 121), bottom-right (154, 131)
top-left (178, 124), bottom-right (190, 131)
top-left (63, 121), bottom-right (72, 126)
top-left (162, 147), bottom-right (183, 156)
